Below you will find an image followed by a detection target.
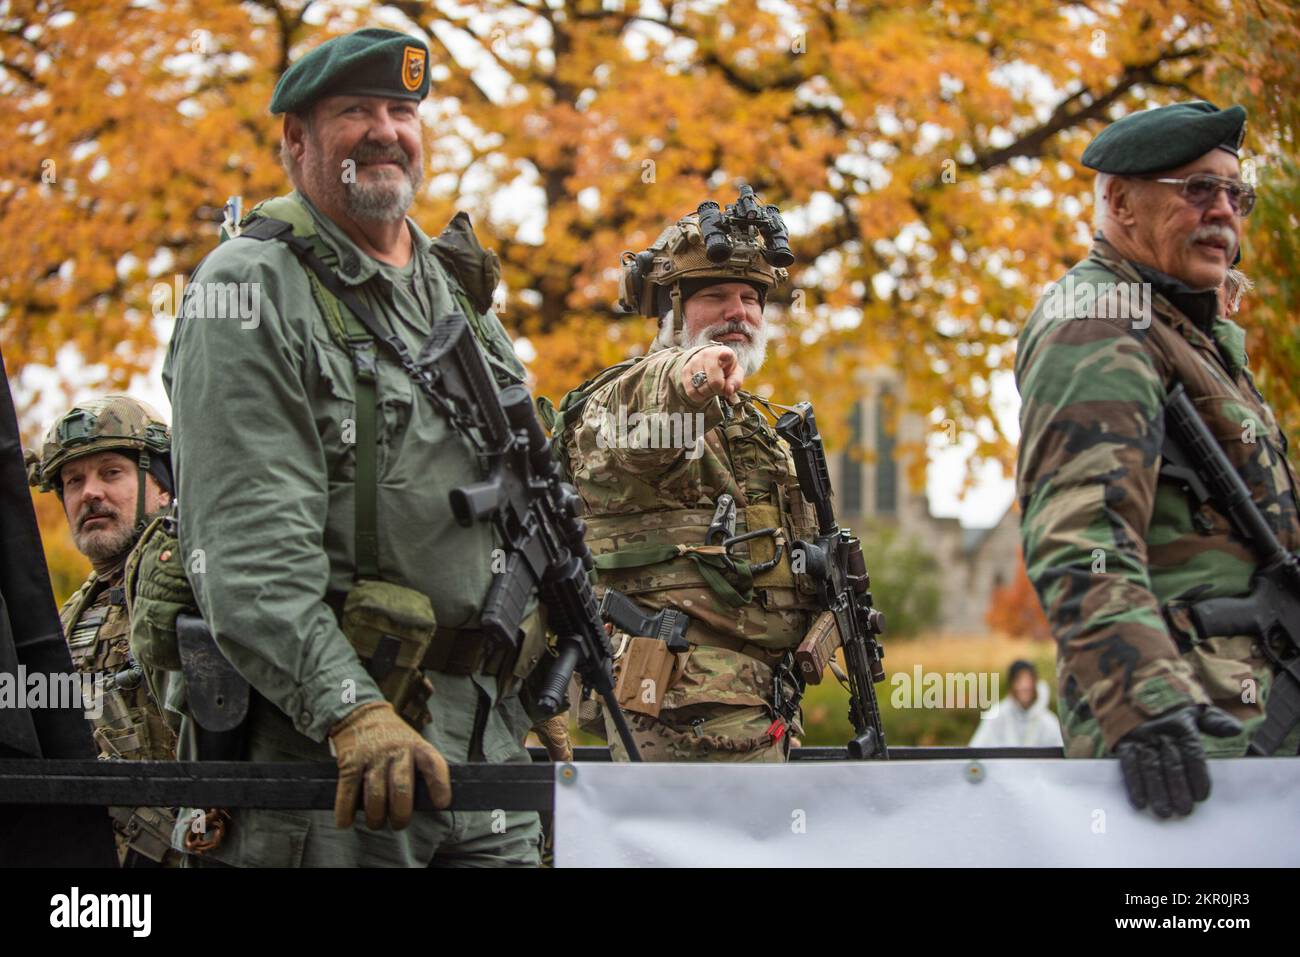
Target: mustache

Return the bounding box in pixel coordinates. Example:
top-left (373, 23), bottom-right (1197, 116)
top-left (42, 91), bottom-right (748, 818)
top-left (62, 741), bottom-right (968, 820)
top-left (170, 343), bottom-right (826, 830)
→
top-left (351, 143), bottom-right (410, 169)
top-left (706, 322), bottom-right (753, 342)
top-left (78, 503), bottom-right (118, 529)
top-left (1189, 223), bottom-right (1237, 252)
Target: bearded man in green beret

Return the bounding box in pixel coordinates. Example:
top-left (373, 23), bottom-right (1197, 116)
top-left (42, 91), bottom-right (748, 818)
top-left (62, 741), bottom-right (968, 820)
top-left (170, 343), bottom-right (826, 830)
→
top-left (162, 28), bottom-right (547, 866)
top-left (1016, 101), bottom-right (1300, 819)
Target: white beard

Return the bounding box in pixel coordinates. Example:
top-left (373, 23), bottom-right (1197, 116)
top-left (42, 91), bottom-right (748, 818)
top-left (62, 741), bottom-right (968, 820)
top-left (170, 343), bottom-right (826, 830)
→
top-left (681, 320), bottom-right (769, 376)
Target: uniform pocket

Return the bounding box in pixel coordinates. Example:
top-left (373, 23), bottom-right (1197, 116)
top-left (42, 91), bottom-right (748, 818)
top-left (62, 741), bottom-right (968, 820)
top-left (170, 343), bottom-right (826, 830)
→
top-left (660, 645), bottom-right (771, 711)
top-left (374, 359), bottom-right (414, 476)
top-left (1187, 392), bottom-right (1289, 536)
top-left (1190, 393), bottom-right (1274, 469)
top-left (310, 336), bottom-right (416, 482)
top-left (310, 337), bottom-right (358, 484)
top-left (214, 809), bottom-right (312, 868)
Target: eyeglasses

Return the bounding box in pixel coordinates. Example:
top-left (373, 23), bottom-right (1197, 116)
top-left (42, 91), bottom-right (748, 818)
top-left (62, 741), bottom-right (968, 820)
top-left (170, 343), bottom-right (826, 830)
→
top-left (1148, 173), bottom-right (1256, 217)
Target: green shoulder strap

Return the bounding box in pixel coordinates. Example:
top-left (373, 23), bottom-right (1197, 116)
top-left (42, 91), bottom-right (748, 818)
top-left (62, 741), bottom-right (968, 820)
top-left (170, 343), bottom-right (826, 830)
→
top-left (237, 197), bottom-right (382, 580)
top-left (591, 543), bottom-right (755, 608)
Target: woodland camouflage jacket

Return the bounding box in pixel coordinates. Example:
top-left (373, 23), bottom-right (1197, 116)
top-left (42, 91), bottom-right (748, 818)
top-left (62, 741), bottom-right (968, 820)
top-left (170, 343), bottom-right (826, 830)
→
top-left (1016, 236), bottom-right (1300, 753)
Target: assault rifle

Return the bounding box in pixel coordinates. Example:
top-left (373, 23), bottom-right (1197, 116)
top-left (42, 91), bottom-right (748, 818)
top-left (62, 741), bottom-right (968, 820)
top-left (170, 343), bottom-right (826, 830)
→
top-left (775, 402), bottom-right (889, 759)
top-left (1163, 384), bottom-right (1300, 755)
top-left (416, 314), bottom-right (643, 761)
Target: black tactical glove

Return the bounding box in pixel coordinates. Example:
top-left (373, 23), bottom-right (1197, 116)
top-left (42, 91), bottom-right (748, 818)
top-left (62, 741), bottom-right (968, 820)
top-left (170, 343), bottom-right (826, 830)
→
top-left (1115, 705), bottom-right (1243, 819)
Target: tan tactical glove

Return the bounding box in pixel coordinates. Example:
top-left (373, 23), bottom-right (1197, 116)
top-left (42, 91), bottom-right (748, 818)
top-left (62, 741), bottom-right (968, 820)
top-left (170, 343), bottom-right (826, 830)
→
top-left (328, 701), bottom-right (452, 830)
top-left (532, 713), bottom-right (574, 763)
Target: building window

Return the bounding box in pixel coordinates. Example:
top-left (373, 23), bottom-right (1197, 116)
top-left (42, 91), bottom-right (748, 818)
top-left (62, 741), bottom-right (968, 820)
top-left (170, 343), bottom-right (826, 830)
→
top-left (875, 387), bottom-right (897, 515)
top-left (840, 400), bottom-right (863, 516)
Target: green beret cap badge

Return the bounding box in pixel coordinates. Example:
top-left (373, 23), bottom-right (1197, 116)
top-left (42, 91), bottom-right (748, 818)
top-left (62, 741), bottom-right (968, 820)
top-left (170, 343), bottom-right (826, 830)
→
top-left (270, 27), bottom-right (431, 115)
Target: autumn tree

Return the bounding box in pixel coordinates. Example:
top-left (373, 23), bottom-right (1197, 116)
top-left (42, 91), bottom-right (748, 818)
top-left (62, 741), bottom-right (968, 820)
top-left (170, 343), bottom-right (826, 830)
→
top-left (4, 1), bottom-right (1299, 587)
top-left (985, 549), bottom-right (1051, 642)
top-left (1209, 5), bottom-right (1300, 442)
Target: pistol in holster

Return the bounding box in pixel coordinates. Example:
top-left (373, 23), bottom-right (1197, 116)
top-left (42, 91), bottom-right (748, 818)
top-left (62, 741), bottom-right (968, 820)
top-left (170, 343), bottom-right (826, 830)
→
top-left (176, 612), bottom-right (251, 761)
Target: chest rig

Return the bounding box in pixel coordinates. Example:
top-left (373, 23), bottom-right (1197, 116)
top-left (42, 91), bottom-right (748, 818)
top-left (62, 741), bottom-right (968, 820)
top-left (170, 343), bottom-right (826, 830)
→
top-left (233, 197), bottom-right (534, 702)
top-left (61, 575), bottom-right (177, 762)
top-left (558, 376), bottom-right (822, 651)
top-left (61, 575), bottom-right (181, 866)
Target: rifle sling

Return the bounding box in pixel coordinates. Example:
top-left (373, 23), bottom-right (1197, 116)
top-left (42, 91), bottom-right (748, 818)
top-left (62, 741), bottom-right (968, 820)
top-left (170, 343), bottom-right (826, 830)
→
top-left (1160, 384), bottom-right (1300, 753)
top-left (239, 217), bottom-right (418, 581)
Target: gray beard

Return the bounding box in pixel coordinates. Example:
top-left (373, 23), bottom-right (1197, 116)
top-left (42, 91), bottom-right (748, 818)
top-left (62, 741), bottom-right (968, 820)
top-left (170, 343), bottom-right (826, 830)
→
top-left (74, 520), bottom-right (136, 566)
top-left (344, 172), bottom-right (417, 224)
top-left (306, 149), bottom-right (422, 225)
top-left (681, 322), bottom-right (769, 376)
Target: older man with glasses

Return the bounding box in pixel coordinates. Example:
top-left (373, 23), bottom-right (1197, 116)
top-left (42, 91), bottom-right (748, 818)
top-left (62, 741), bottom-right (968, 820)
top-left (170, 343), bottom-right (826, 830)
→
top-left (1016, 101), bottom-right (1300, 819)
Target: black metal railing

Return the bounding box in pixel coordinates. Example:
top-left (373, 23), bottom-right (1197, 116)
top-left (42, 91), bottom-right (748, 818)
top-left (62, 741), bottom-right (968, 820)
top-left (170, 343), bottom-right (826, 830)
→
top-left (0, 746), bottom-right (1066, 813)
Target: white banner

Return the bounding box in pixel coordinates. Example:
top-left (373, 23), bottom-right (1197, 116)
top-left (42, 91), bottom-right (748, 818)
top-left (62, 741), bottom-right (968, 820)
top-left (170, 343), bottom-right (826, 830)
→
top-left (553, 758), bottom-right (1300, 867)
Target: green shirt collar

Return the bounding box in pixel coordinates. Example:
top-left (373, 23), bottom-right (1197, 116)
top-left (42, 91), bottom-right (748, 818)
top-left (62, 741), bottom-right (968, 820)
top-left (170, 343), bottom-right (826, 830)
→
top-left (292, 190), bottom-right (434, 286)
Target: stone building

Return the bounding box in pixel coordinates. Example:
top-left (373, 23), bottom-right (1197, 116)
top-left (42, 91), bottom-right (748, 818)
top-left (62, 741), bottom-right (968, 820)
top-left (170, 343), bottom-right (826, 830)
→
top-left (824, 370), bottom-right (1019, 635)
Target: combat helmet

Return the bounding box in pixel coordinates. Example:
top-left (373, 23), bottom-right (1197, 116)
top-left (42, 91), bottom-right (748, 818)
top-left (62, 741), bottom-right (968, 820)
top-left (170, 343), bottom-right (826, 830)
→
top-left (29, 395), bottom-right (172, 530)
top-left (618, 185), bottom-right (795, 335)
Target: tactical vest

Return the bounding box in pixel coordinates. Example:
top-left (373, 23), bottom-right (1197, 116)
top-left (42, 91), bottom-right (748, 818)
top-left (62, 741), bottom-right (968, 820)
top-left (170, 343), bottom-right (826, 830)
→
top-left (227, 196), bottom-right (540, 689)
top-left (60, 574), bottom-right (180, 864)
top-left (556, 368), bottom-right (822, 656)
top-left (236, 198), bottom-right (525, 583)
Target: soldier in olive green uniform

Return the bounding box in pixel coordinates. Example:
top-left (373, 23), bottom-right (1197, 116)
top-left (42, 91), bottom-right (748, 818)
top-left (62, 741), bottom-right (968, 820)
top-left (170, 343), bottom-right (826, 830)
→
top-left (28, 396), bottom-right (182, 865)
top-left (1016, 102), bottom-right (1300, 819)
top-left (162, 29), bottom-right (544, 866)
top-left (551, 197), bottom-right (825, 762)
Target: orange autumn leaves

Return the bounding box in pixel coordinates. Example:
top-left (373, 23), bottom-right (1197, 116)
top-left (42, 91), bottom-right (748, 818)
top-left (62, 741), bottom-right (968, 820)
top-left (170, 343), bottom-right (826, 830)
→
top-left (4, 0), bottom-right (1298, 481)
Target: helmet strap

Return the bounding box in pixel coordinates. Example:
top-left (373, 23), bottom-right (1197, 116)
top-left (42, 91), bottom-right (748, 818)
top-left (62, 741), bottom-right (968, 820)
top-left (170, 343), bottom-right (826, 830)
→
top-left (670, 282), bottom-right (684, 340)
top-left (135, 449), bottom-right (151, 532)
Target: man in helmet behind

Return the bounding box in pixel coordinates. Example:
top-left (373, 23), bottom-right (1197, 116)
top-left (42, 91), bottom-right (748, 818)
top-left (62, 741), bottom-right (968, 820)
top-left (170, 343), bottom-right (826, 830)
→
top-left (554, 190), bottom-right (824, 761)
top-left (28, 395), bottom-right (182, 865)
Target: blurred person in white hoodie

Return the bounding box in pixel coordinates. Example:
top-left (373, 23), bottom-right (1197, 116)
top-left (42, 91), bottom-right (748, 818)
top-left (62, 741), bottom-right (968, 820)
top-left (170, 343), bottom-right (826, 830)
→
top-left (970, 660), bottom-right (1064, 748)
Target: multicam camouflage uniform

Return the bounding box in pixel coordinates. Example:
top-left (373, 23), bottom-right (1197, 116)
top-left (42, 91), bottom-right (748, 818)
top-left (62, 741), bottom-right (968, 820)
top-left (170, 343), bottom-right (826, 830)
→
top-left (1016, 237), bottom-right (1300, 758)
top-left (557, 213), bottom-right (823, 762)
top-left (59, 577), bottom-right (180, 863)
top-left (31, 396), bottom-right (182, 865)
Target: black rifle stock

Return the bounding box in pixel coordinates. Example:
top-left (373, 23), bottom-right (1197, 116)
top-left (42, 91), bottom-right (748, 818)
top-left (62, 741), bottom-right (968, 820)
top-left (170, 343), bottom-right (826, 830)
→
top-left (417, 314), bottom-right (642, 760)
top-left (1165, 385), bottom-right (1300, 755)
top-left (775, 402), bottom-right (889, 759)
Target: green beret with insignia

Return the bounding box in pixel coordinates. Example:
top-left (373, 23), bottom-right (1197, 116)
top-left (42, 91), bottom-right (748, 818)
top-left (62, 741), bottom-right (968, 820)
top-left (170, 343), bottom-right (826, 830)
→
top-left (1081, 100), bottom-right (1247, 175)
top-left (270, 28), bottom-right (431, 115)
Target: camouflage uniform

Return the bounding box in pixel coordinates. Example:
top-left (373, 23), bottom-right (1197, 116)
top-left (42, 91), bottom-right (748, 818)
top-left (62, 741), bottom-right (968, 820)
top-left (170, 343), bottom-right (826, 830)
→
top-left (558, 211), bottom-right (822, 762)
top-left (31, 396), bottom-right (182, 865)
top-left (1016, 236), bottom-right (1300, 758)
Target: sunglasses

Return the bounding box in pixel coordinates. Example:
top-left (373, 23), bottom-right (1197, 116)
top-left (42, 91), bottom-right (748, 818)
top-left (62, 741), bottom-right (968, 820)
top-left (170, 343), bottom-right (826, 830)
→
top-left (1146, 172), bottom-right (1257, 217)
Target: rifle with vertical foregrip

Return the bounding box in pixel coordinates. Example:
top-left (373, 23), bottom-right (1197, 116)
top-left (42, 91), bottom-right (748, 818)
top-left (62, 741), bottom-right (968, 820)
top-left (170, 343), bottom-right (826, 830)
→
top-left (415, 312), bottom-right (644, 761)
top-left (1163, 384), bottom-right (1300, 755)
top-left (774, 401), bottom-right (889, 759)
